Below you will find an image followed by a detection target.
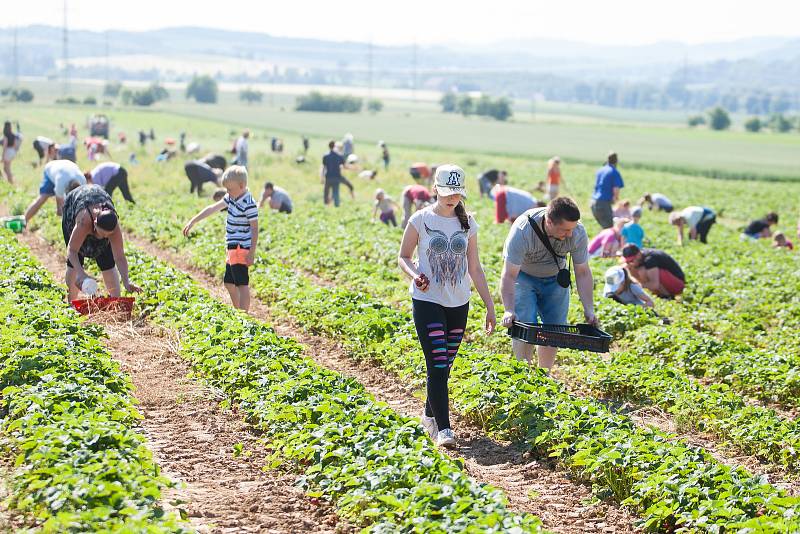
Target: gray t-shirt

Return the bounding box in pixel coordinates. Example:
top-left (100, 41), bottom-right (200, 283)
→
top-left (606, 282), bottom-right (648, 306)
top-left (270, 186), bottom-right (292, 211)
top-left (503, 207), bottom-right (589, 277)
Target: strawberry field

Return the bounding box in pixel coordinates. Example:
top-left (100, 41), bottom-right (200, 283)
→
top-left (2, 104), bottom-right (800, 533)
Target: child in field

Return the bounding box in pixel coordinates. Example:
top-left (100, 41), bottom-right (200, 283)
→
top-left (773, 232), bottom-right (793, 250)
top-left (588, 217), bottom-right (628, 258)
top-left (613, 199), bottom-right (632, 219)
top-left (603, 265), bottom-right (654, 308)
top-left (373, 188), bottom-right (399, 226)
top-left (621, 206), bottom-right (644, 248)
top-left (183, 166), bottom-right (259, 311)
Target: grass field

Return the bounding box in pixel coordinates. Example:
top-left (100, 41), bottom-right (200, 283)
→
top-left (5, 80), bottom-right (800, 182)
top-left (5, 102), bottom-right (800, 532)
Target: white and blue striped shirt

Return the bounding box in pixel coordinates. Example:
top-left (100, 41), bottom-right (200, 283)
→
top-left (224, 191), bottom-right (258, 248)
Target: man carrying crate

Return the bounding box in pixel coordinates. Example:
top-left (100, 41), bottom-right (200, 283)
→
top-left (499, 197), bottom-right (597, 373)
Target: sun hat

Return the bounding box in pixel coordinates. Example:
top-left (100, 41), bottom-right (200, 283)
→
top-left (433, 164), bottom-right (467, 198)
top-left (621, 243), bottom-right (641, 261)
top-left (631, 206), bottom-right (643, 218)
top-left (603, 266), bottom-right (626, 296)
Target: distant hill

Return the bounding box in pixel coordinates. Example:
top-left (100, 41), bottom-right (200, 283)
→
top-left (1, 26), bottom-right (798, 112)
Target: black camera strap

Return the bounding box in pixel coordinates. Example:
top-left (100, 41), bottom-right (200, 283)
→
top-left (528, 214), bottom-right (564, 266)
top-left (528, 213), bottom-right (572, 287)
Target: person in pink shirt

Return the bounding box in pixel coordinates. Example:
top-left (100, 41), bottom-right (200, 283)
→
top-left (588, 217), bottom-right (628, 258)
top-left (402, 184), bottom-right (433, 228)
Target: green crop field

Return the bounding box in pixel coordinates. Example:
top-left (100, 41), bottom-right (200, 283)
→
top-left (3, 102), bottom-right (800, 532)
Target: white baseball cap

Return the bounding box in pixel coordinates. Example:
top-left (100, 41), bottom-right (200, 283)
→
top-left (433, 164), bottom-right (467, 198)
top-left (603, 266), bottom-right (626, 296)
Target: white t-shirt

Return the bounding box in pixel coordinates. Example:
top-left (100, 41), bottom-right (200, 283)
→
top-left (45, 160), bottom-right (86, 198)
top-left (408, 206), bottom-right (478, 308)
top-left (235, 136), bottom-right (248, 165)
top-left (681, 206), bottom-right (708, 229)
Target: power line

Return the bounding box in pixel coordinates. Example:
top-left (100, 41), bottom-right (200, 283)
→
top-left (62, 0), bottom-right (69, 96)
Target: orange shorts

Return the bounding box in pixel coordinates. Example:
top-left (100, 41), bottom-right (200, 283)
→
top-left (226, 246), bottom-right (250, 266)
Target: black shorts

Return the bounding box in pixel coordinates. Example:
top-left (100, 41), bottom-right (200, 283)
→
top-left (33, 140), bottom-right (46, 159)
top-left (279, 202), bottom-right (292, 214)
top-left (224, 263), bottom-right (249, 286)
top-left (66, 246), bottom-right (115, 272)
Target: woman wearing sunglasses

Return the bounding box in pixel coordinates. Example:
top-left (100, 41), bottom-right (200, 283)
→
top-left (62, 184), bottom-right (141, 302)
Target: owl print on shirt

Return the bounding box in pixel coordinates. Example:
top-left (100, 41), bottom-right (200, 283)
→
top-left (424, 223), bottom-right (468, 288)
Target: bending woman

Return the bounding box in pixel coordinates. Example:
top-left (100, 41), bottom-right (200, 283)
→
top-left (62, 184), bottom-right (141, 301)
top-left (398, 164), bottom-right (495, 449)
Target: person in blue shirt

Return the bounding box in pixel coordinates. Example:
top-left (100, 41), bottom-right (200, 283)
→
top-left (590, 152), bottom-right (624, 229)
top-left (621, 206), bottom-right (644, 248)
top-left (320, 140), bottom-right (354, 207)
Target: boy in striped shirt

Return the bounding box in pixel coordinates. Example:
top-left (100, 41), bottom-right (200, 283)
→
top-left (182, 165), bottom-right (259, 311)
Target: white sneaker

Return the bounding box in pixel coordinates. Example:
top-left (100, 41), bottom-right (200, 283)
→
top-left (421, 412), bottom-right (438, 440)
top-left (436, 428), bottom-right (456, 448)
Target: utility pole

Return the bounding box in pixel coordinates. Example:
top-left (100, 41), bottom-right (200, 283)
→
top-left (12, 27), bottom-right (19, 88)
top-left (62, 0), bottom-right (69, 96)
top-left (367, 38), bottom-right (373, 100)
top-left (411, 41), bottom-right (417, 103)
top-left (104, 30), bottom-right (110, 83)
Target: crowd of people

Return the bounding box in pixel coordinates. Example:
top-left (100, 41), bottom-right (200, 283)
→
top-left (7, 119), bottom-right (797, 451)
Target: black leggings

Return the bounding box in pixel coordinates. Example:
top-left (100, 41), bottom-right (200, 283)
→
top-left (412, 299), bottom-right (469, 431)
top-left (105, 167), bottom-right (134, 203)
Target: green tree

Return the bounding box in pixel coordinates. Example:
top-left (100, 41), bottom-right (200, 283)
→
top-left (687, 115), bottom-right (706, 127)
top-left (744, 117), bottom-right (762, 132)
top-left (440, 92), bottom-right (457, 113)
top-left (186, 75), bottom-right (218, 103)
top-left (367, 99), bottom-right (383, 112)
top-left (83, 96), bottom-right (97, 105)
top-left (239, 88), bottom-right (263, 104)
top-left (103, 81), bottom-right (122, 97)
top-left (769, 113), bottom-right (793, 133)
top-left (489, 98), bottom-right (513, 121)
top-left (148, 83), bottom-right (169, 102)
top-left (707, 107), bottom-right (731, 131)
top-left (457, 95), bottom-right (474, 116)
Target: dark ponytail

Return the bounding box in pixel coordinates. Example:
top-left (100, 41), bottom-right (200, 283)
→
top-left (454, 201), bottom-right (470, 231)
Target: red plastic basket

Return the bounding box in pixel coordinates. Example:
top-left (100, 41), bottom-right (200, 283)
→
top-left (71, 297), bottom-right (135, 318)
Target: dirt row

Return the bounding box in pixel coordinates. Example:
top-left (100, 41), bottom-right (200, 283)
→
top-left (17, 232), bottom-right (342, 534)
top-left (125, 234), bottom-right (641, 533)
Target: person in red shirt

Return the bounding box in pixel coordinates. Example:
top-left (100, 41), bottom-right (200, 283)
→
top-left (402, 184), bottom-right (433, 228)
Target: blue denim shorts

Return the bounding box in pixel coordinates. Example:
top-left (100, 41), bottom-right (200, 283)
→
top-left (39, 173), bottom-right (55, 196)
top-left (514, 271), bottom-right (570, 324)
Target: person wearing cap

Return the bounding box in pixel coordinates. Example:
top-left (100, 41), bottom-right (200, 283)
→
top-left (185, 159), bottom-right (223, 196)
top-left (639, 193), bottom-right (673, 213)
top-left (259, 182), bottom-right (293, 214)
top-left (500, 197), bottom-right (597, 372)
top-left (546, 157), bottom-right (563, 200)
top-left (491, 183), bottom-right (542, 224)
top-left (669, 206), bottom-right (716, 245)
top-left (33, 135), bottom-right (57, 166)
top-left (621, 207), bottom-right (645, 248)
top-left (590, 152), bottom-right (624, 229)
top-left (477, 169), bottom-right (507, 199)
top-left (24, 159), bottom-right (88, 224)
top-left (62, 184), bottom-right (142, 302)
top-left (401, 184), bottom-right (434, 228)
top-left (373, 188), bottom-right (399, 226)
top-left (603, 265), bottom-right (653, 308)
top-left (622, 244), bottom-right (685, 298)
top-left (398, 164), bottom-right (495, 449)
top-left (321, 140), bottom-right (355, 207)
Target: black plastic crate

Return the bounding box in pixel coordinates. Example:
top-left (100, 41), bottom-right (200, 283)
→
top-left (508, 322), bottom-right (612, 353)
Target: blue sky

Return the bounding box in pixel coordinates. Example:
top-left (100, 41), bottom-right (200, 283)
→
top-left (7, 0), bottom-right (800, 46)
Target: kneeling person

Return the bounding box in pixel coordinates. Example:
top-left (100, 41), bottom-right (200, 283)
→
top-left (622, 244), bottom-right (685, 299)
top-left (260, 182), bottom-right (293, 214)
